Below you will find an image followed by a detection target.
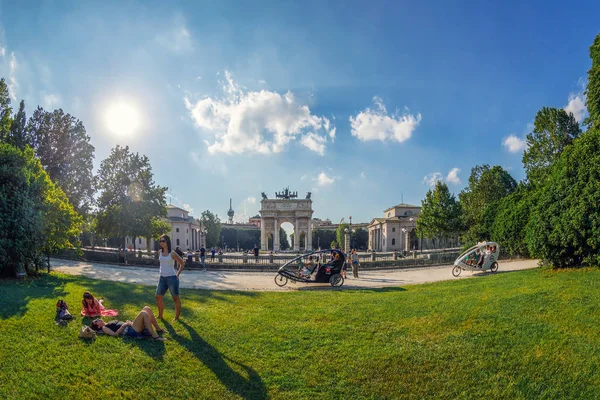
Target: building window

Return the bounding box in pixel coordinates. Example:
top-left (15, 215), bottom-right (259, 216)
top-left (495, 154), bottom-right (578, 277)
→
top-left (383, 239), bottom-right (385, 246)
top-left (187, 240), bottom-right (189, 245)
top-left (392, 227), bottom-right (396, 232)
top-left (176, 228), bottom-right (179, 233)
top-left (139, 238), bottom-right (142, 244)
top-left (388, 212), bottom-right (391, 217)
top-left (187, 229), bottom-right (188, 234)
top-left (176, 238), bottom-right (180, 246)
top-left (392, 238), bottom-right (396, 245)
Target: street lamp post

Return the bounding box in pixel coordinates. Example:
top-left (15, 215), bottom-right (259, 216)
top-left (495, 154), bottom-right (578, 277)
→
top-left (344, 228), bottom-right (350, 253)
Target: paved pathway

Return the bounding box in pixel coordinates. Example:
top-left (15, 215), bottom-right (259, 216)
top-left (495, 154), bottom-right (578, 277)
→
top-left (50, 258), bottom-right (540, 291)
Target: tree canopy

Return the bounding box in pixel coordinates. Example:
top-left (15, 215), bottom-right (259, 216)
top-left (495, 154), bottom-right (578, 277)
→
top-left (522, 107), bottom-right (581, 187)
top-left (459, 165), bottom-right (517, 244)
top-left (95, 145), bottom-right (167, 248)
top-left (416, 181), bottom-right (462, 246)
top-left (0, 143), bottom-right (81, 277)
top-left (27, 107), bottom-right (96, 214)
top-left (201, 210), bottom-right (222, 248)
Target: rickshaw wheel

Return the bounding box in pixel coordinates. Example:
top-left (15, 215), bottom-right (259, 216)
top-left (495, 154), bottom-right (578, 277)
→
top-left (329, 273), bottom-right (344, 287)
top-left (274, 274), bottom-right (288, 287)
top-left (490, 262), bottom-right (499, 273)
top-left (452, 266), bottom-right (462, 277)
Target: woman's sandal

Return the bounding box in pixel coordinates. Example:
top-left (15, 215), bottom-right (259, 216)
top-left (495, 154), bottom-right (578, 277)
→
top-left (156, 328), bottom-right (166, 335)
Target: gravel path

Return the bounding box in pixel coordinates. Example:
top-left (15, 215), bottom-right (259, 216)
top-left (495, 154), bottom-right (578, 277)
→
top-left (50, 258), bottom-right (540, 291)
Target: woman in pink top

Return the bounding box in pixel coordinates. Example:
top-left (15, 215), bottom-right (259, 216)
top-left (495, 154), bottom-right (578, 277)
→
top-left (81, 291), bottom-right (118, 317)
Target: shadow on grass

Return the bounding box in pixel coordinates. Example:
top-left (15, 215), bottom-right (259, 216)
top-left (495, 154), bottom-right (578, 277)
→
top-left (0, 274), bottom-right (69, 319)
top-left (163, 320), bottom-right (267, 400)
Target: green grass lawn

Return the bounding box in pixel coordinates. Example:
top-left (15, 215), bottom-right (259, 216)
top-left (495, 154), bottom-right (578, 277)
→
top-left (1, 267), bottom-right (600, 399)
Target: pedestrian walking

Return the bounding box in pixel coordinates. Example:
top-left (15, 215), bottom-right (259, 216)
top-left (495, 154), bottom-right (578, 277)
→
top-left (253, 244), bottom-right (259, 263)
top-left (186, 249), bottom-right (193, 270)
top-left (351, 249), bottom-right (360, 278)
top-left (200, 245), bottom-right (206, 271)
top-left (211, 247), bottom-right (216, 261)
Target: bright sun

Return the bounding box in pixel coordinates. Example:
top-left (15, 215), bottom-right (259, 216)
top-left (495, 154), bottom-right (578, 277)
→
top-left (105, 102), bottom-right (141, 136)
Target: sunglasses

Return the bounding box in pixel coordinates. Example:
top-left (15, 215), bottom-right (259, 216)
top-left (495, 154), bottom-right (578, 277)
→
top-left (159, 240), bottom-right (166, 243)
top-left (84, 293), bottom-right (92, 299)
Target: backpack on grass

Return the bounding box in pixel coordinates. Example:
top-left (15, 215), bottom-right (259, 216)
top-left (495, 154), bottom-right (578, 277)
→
top-left (56, 300), bottom-right (73, 320)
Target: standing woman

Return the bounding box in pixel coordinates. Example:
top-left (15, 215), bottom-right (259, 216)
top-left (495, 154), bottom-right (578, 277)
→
top-left (156, 234), bottom-right (185, 321)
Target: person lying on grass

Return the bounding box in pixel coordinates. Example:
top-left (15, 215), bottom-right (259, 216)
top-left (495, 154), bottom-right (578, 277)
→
top-left (90, 306), bottom-right (166, 341)
top-left (81, 291), bottom-right (118, 317)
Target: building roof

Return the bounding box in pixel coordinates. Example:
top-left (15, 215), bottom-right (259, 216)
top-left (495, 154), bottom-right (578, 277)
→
top-left (383, 203), bottom-right (421, 213)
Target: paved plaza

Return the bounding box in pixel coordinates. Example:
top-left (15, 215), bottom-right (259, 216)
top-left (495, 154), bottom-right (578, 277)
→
top-left (50, 258), bottom-right (539, 291)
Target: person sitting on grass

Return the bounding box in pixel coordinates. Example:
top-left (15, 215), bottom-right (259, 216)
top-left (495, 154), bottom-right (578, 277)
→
top-left (90, 306), bottom-right (166, 341)
top-left (81, 291), bottom-right (118, 317)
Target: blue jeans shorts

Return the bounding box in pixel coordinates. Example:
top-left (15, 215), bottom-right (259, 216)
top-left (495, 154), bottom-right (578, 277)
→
top-left (156, 275), bottom-right (180, 296)
top-left (124, 326), bottom-right (151, 338)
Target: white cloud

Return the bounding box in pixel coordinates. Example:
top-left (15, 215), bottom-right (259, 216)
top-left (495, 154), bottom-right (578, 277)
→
top-left (185, 71), bottom-right (336, 155)
top-left (316, 171), bottom-right (334, 186)
top-left (360, 171), bottom-right (366, 179)
top-left (246, 196), bottom-right (256, 204)
top-left (182, 203), bottom-right (194, 215)
top-left (564, 92), bottom-right (587, 123)
top-left (328, 127), bottom-right (336, 142)
top-left (446, 168), bottom-right (461, 184)
top-left (300, 133), bottom-right (327, 155)
top-left (422, 172), bottom-right (443, 187)
top-left (350, 97), bottom-right (421, 143)
top-left (8, 52), bottom-right (18, 101)
top-left (42, 92), bottom-right (60, 109)
top-left (503, 135), bottom-right (527, 153)
top-left (0, 46), bottom-right (5, 57)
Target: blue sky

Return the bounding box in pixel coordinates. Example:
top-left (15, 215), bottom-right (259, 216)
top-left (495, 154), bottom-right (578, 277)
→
top-left (0, 0), bottom-right (597, 227)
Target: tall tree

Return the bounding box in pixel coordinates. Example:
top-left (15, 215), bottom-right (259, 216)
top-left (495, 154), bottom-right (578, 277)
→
top-left (459, 165), bottom-right (517, 244)
top-left (522, 107), bottom-right (581, 187)
top-left (416, 181), bottom-right (462, 247)
top-left (585, 33), bottom-right (600, 130)
top-left (201, 210), bottom-right (222, 248)
top-left (526, 129), bottom-right (600, 267)
top-left (279, 227), bottom-right (290, 250)
top-left (0, 78), bottom-right (12, 139)
top-left (7, 100), bottom-right (27, 149)
top-left (488, 183), bottom-right (535, 258)
top-left (312, 229), bottom-right (336, 250)
top-left (27, 108), bottom-right (95, 214)
top-left (0, 143), bottom-right (81, 277)
top-left (95, 145), bottom-right (167, 248)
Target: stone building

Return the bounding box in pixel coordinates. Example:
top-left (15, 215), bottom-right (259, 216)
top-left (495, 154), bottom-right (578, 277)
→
top-left (368, 203), bottom-right (421, 252)
top-left (125, 205), bottom-right (205, 251)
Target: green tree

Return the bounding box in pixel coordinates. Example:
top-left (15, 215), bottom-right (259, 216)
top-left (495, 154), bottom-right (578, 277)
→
top-left (0, 143), bottom-right (81, 277)
top-left (522, 107), bottom-right (581, 187)
top-left (279, 227), bottom-right (290, 250)
top-left (95, 145), bottom-right (167, 249)
top-left (7, 100), bottom-right (27, 149)
top-left (312, 229), bottom-right (336, 250)
top-left (0, 78), bottom-right (12, 139)
top-left (416, 181), bottom-right (462, 248)
top-left (352, 228), bottom-right (369, 250)
top-left (526, 130), bottom-right (600, 267)
top-left (459, 165), bottom-right (517, 244)
top-left (585, 33), bottom-right (600, 130)
top-left (488, 183), bottom-right (535, 257)
top-left (335, 223), bottom-right (349, 250)
top-left (201, 210), bottom-right (222, 248)
top-left (27, 108), bottom-right (95, 214)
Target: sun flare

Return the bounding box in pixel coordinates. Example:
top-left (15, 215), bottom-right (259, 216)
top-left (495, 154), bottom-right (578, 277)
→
top-left (105, 101), bottom-right (141, 137)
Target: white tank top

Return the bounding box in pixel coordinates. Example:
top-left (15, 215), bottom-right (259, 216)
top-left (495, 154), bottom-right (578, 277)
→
top-left (158, 251), bottom-right (176, 277)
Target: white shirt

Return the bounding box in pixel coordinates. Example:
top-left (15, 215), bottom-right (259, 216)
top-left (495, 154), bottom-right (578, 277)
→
top-left (158, 251), bottom-right (177, 277)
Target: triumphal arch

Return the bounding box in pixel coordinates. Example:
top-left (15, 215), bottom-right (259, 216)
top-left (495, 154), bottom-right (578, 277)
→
top-left (260, 188), bottom-right (313, 251)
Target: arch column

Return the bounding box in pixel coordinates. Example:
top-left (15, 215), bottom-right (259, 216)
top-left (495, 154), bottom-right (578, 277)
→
top-left (294, 219), bottom-right (300, 251)
top-left (307, 218), bottom-right (313, 251)
top-left (260, 221), bottom-right (267, 251)
top-left (273, 218), bottom-right (280, 251)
